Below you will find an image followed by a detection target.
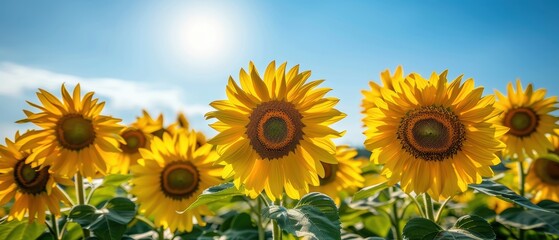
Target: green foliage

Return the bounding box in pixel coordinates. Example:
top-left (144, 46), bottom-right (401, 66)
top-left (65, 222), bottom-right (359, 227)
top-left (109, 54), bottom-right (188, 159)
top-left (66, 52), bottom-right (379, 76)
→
top-left (469, 179), bottom-right (546, 211)
top-left (497, 207), bottom-right (559, 235)
top-left (88, 174), bottom-right (132, 207)
top-left (352, 181), bottom-right (389, 202)
top-left (0, 220), bottom-right (45, 240)
top-left (68, 197), bottom-right (136, 240)
top-left (403, 215), bottom-right (495, 240)
top-left (181, 182), bottom-right (244, 212)
top-left (264, 192), bottom-right (341, 240)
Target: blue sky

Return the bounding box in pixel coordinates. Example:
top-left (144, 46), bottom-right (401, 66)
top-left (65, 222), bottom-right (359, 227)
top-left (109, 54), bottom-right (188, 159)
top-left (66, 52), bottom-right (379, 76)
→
top-left (1, 1), bottom-right (558, 146)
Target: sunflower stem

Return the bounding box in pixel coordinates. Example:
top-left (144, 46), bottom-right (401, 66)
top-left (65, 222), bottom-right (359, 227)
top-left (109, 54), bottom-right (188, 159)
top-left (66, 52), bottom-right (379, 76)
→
top-left (257, 196), bottom-right (265, 240)
top-left (391, 198), bottom-right (403, 240)
top-left (423, 193), bottom-right (435, 222)
top-left (75, 172), bottom-right (86, 205)
top-left (517, 161), bottom-right (526, 197)
top-left (75, 172), bottom-right (90, 238)
top-left (50, 215), bottom-right (60, 240)
top-left (434, 196), bottom-right (452, 224)
top-left (272, 199), bottom-right (282, 240)
top-left (405, 192), bottom-right (426, 218)
top-left (158, 226), bottom-right (165, 240)
top-left (517, 161), bottom-right (526, 240)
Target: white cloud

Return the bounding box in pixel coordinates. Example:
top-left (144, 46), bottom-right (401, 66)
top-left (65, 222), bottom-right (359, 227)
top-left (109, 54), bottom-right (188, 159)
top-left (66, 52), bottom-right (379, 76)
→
top-left (0, 62), bottom-right (211, 115)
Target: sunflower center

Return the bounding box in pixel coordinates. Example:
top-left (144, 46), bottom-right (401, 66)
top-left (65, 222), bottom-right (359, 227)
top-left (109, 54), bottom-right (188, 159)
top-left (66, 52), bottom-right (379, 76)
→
top-left (56, 114), bottom-right (95, 151)
top-left (247, 100), bottom-right (304, 160)
top-left (14, 160), bottom-right (50, 195)
top-left (397, 105), bottom-right (466, 161)
top-left (263, 117), bottom-right (288, 143)
top-left (319, 162), bottom-right (338, 185)
top-left (504, 107), bottom-right (538, 137)
top-left (534, 158), bottom-right (559, 185)
top-left (160, 161), bottom-right (200, 200)
top-left (120, 129), bottom-right (146, 153)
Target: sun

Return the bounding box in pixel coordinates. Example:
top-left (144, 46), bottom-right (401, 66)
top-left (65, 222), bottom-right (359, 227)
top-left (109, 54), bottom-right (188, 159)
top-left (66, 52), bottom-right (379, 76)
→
top-left (170, 7), bottom-right (233, 63)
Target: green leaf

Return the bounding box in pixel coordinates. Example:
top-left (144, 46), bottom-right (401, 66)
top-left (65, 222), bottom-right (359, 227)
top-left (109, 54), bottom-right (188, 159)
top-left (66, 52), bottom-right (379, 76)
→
top-left (403, 218), bottom-right (443, 240)
top-left (87, 174), bottom-right (131, 207)
top-left (68, 198), bottom-right (137, 240)
top-left (341, 233), bottom-right (385, 240)
top-left (62, 222), bottom-right (84, 240)
top-left (68, 205), bottom-right (100, 226)
top-left (497, 207), bottom-right (559, 234)
top-left (263, 192), bottom-right (341, 240)
top-left (537, 200), bottom-right (559, 214)
top-left (468, 179), bottom-right (546, 212)
top-left (448, 215), bottom-right (495, 240)
top-left (181, 182), bottom-right (244, 212)
top-left (89, 218), bottom-right (127, 240)
top-left (0, 220), bottom-right (45, 240)
top-left (36, 232), bottom-right (55, 240)
top-left (352, 181), bottom-right (388, 202)
top-left (403, 216), bottom-right (495, 240)
top-left (103, 197), bottom-right (136, 224)
top-left (230, 212), bottom-right (255, 230)
top-left (223, 229), bottom-right (259, 240)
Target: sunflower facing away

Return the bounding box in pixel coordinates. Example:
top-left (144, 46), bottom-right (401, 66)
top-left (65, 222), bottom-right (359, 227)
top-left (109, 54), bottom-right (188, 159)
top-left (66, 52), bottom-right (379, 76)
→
top-left (307, 145), bottom-right (364, 205)
top-left (526, 135), bottom-right (559, 203)
top-left (130, 131), bottom-right (222, 232)
top-left (206, 61), bottom-right (345, 201)
top-left (171, 112), bottom-right (207, 147)
top-left (16, 84), bottom-right (124, 178)
top-left (494, 80), bottom-right (559, 161)
top-left (363, 71), bottom-right (507, 199)
top-left (361, 66), bottom-right (404, 114)
top-left (0, 134), bottom-right (72, 223)
top-left (135, 110), bottom-right (178, 139)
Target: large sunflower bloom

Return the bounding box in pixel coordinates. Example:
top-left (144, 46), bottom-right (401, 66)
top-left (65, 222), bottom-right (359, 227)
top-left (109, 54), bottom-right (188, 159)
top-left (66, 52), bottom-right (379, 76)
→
top-left (526, 135), bottom-right (559, 203)
top-left (206, 61), bottom-right (345, 201)
top-left (16, 84), bottom-right (124, 178)
top-left (494, 80), bottom-right (559, 161)
top-left (361, 66), bottom-right (404, 114)
top-left (364, 71), bottom-right (507, 199)
top-left (130, 131), bottom-right (222, 232)
top-left (0, 134), bottom-right (72, 223)
top-left (308, 146), bottom-right (364, 205)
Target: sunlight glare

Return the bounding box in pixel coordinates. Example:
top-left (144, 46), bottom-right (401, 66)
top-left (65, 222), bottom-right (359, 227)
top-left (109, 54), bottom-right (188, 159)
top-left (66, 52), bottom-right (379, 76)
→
top-left (170, 7), bottom-right (234, 64)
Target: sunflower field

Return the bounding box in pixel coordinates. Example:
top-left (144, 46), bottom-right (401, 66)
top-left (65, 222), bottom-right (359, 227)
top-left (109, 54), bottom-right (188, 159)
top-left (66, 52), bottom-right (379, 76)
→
top-left (1, 62), bottom-right (559, 240)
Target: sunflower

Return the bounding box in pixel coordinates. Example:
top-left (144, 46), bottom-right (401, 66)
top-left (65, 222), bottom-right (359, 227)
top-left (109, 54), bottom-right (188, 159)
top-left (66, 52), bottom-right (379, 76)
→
top-left (0, 134), bottom-right (73, 223)
top-left (363, 71), bottom-right (507, 199)
top-left (206, 61), bottom-right (345, 201)
top-left (494, 80), bottom-right (559, 161)
top-left (526, 135), bottom-right (559, 203)
top-left (171, 112), bottom-right (207, 147)
top-left (16, 84), bottom-right (124, 178)
top-left (108, 126), bottom-right (153, 174)
top-left (361, 66), bottom-right (404, 114)
top-left (130, 131), bottom-right (222, 232)
top-left (306, 146), bottom-right (364, 205)
top-left (135, 110), bottom-right (174, 139)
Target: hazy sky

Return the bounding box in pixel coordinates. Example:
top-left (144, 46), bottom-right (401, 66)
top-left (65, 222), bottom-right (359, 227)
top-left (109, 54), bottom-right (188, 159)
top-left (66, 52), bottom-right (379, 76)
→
top-left (1, 1), bottom-right (558, 146)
